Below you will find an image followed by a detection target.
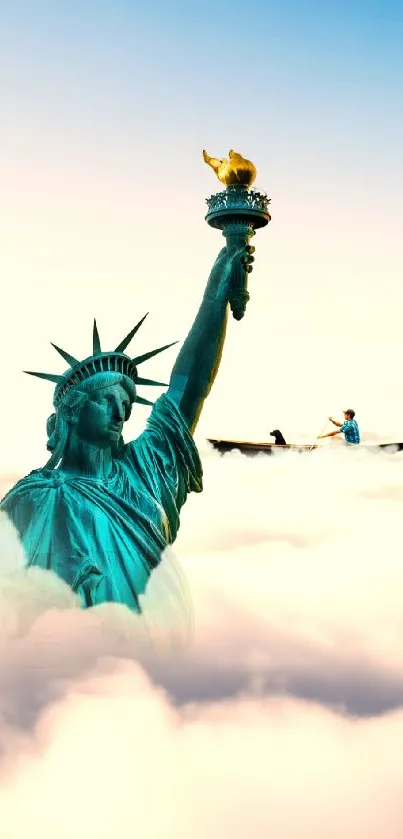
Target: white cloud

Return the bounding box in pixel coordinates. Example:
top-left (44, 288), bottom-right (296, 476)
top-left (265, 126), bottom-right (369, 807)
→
top-left (0, 445), bottom-right (403, 836)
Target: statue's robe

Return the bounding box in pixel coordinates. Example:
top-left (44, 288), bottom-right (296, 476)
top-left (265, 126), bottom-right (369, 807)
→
top-left (0, 395), bottom-right (203, 610)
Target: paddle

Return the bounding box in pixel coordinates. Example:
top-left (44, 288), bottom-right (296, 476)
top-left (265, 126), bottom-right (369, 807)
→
top-left (308, 419), bottom-right (330, 452)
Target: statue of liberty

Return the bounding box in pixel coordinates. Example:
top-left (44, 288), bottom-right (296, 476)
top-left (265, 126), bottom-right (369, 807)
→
top-left (1, 150), bottom-right (270, 612)
top-left (0, 244), bottom-right (254, 610)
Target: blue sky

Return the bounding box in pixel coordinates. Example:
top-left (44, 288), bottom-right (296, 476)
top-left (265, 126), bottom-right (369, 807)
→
top-left (3, 1), bottom-right (402, 159)
top-left (2, 2), bottom-right (402, 183)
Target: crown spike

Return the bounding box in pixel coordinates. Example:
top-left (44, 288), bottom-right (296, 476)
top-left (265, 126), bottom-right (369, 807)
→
top-left (114, 313), bottom-right (149, 354)
top-left (135, 377), bottom-right (168, 387)
top-left (50, 343), bottom-right (79, 368)
top-left (93, 319), bottom-right (101, 354)
top-left (132, 341), bottom-right (178, 366)
top-left (24, 371), bottom-right (64, 384)
top-left (135, 395), bottom-right (154, 406)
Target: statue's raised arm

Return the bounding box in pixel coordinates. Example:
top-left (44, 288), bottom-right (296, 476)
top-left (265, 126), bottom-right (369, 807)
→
top-left (168, 147), bottom-right (271, 431)
top-left (167, 243), bottom-right (254, 433)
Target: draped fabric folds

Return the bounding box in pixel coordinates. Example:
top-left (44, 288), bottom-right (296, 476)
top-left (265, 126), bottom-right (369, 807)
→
top-left (1, 395), bottom-right (203, 610)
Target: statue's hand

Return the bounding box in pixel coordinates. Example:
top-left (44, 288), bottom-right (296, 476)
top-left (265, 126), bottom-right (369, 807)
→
top-left (212, 244), bottom-right (255, 276)
top-left (241, 244), bottom-right (255, 274)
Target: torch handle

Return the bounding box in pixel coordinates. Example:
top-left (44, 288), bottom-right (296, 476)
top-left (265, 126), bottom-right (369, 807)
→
top-left (223, 224), bottom-right (255, 321)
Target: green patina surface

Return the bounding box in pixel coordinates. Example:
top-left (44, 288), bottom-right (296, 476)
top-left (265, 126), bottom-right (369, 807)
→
top-left (1, 244), bottom-right (255, 610)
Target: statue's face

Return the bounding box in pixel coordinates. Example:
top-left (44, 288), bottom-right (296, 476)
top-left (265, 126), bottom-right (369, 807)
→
top-left (75, 384), bottom-right (132, 448)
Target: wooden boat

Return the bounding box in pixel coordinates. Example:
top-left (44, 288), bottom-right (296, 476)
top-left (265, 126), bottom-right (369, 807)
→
top-left (207, 438), bottom-right (403, 457)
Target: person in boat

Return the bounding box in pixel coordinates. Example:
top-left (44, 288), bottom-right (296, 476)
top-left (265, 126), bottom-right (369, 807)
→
top-left (318, 410), bottom-right (360, 445)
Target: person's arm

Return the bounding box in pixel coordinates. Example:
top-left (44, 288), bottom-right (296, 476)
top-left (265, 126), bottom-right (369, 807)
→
top-left (318, 429), bottom-right (342, 439)
top-left (167, 244), bottom-right (254, 433)
top-left (328, 416), bottom-right (342, 427)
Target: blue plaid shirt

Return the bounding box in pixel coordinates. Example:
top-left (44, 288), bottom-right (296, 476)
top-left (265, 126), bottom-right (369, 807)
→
top-left (340, 419), bottom-right (360, 444)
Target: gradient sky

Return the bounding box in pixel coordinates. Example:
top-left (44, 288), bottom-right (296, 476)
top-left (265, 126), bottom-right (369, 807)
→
top-left (1, 1), bottom-right (403, 470)
top-left (2, 9), bottom-right (403, 836)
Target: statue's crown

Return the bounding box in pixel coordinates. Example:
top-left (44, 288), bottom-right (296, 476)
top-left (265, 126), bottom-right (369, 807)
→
top-left (25, 315), bottom-right (177, 408)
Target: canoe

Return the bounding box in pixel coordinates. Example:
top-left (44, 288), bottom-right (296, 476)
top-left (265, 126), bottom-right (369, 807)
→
top-left (207, 439), bottom-right (403, 456)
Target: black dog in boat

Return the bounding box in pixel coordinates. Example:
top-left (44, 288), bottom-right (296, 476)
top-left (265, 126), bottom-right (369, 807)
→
top-left (270, 429), bottom-right (287, 445)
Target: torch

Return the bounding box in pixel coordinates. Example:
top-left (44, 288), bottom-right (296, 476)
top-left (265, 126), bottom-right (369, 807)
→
top-left (203, 149), bottom-right (271, 320)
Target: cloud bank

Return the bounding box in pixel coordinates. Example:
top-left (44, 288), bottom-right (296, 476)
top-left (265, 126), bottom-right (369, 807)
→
top-left (0, 444), bottom-right (403, 837)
